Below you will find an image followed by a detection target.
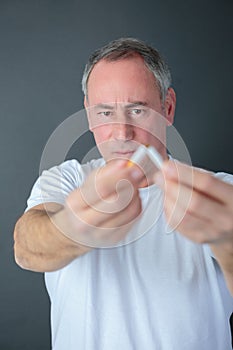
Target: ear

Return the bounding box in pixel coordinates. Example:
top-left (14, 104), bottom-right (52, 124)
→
top-left (84, 96), bottom-right (88, 109)
top-left (164, 88), bottom-right (176, 126)
top-left (84, 96), bottom-right (93, 132)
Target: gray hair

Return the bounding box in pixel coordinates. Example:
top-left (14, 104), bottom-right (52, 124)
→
top-left (82, 37), bottom-right (172, 102)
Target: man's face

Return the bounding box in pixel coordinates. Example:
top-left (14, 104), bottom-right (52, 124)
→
top-left (85, 55), bottom-right (175, 162)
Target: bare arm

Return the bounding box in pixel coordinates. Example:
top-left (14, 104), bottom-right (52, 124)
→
top-left (14, 203), bottom-right (91, 272)
top-left (155, 160), bottom-right (233, 295)
top-left (14, 160), bottom-right (143, 272)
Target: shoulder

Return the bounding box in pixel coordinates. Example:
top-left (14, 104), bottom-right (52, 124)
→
top-left (214, 171), bottom-right (233, 185)
top-left (41, 158), bottom-right (105, 185)
top-left (26, 158), bottom-right (105, 210)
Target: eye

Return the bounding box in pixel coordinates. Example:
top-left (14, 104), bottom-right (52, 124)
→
top-left (129, 109), bottom-right (143, 116)
top-left (97, 111), bottom-right (112, 117)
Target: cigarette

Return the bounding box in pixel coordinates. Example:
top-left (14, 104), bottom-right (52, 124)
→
top-left (146, 146), bottom-right (163, 169)
top-left (127, 144), bottom-right (147, 166)
top-left (127, 144), bottom-right (163, 169)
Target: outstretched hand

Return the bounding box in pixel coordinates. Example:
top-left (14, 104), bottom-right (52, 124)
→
top-left (58, 160), bottom-right (145, 248)
top-left (155, 160), bottom-right (233, 294)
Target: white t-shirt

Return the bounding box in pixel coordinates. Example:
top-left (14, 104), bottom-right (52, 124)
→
top-left (27, 159), bottom-right (233, 350)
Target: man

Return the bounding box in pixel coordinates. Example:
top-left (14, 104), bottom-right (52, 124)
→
top-left (14, 38), bottom-right (233, 349)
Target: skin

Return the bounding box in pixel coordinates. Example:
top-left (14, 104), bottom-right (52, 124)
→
top-left (14, 55), bottom-right (233, 296)
top-left (155, 161), bottom-right (233, 294)
top-left (14, 55), bottom-right (175, 271)
top-left (84, 55), bottom-right (175, 163)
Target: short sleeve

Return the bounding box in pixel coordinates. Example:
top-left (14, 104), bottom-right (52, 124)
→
top-left (26, 158), bottom-right (104, 211)
top-left (207, 171), bottom-right (233, 259)
top-left (214, 171), bottom-right (233, 185)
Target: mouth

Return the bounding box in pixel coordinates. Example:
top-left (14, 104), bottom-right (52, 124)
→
top-left (113, 150), bottom-right (135, 158)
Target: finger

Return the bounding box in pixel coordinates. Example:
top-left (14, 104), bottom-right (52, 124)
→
top-left (164, 178), bottom-right (232, 231)
top-left (164, 179), bottom-right (233, 242)
top-left (79, 190), bottom-right (142, 229)
top-left (91, 181), bottom-right (136, 214)
top-left (162, 160), bottom-right (232, 204)
top-left (65, 192), bottom-right (142, 247)
top-left (167, 210), bottom-right (232, 245)
top-left (67, 168), bottom-right (134, 211)
top-left (74, 222), bottom-right (134, 248)
top-left (79, 162), bottom-right (144, 208)
top-left (164, 193), bottom-right (218, 243)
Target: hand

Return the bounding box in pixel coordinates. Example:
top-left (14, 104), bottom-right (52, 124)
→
top-left (155, 160), bottom-right (233, 245)
top-left (54, 160), bottom-right (144, 248)
top-left (154, 160), bottom-right (233, 294)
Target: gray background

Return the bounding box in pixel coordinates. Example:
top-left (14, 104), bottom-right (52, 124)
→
top-left (0, 0), bottom-right (232, 349)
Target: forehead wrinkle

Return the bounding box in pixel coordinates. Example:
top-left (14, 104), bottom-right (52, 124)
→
top-left (92, 101), bottom-right (149, 113)
top-left (87, 58), bottom-right (162, 109)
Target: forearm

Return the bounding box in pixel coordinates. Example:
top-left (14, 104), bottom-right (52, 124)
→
top-left (210, 241), bottom-right (233, 296)
top-left (14, 208), bottom-right (91, 273)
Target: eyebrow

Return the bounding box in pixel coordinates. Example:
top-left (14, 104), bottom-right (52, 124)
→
top-left (125, 101), bottom-right (148, 108)
top-left (94, 101), bottom-right (148, 110)
top-left (94, 104), bottom-right (115, 110)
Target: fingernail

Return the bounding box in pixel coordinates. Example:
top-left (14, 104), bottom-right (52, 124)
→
top-left (130, 167), bottom-right (144, 180)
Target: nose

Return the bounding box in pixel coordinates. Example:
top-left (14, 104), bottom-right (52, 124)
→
top-left (112, 122), bottom-right (134, 141)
